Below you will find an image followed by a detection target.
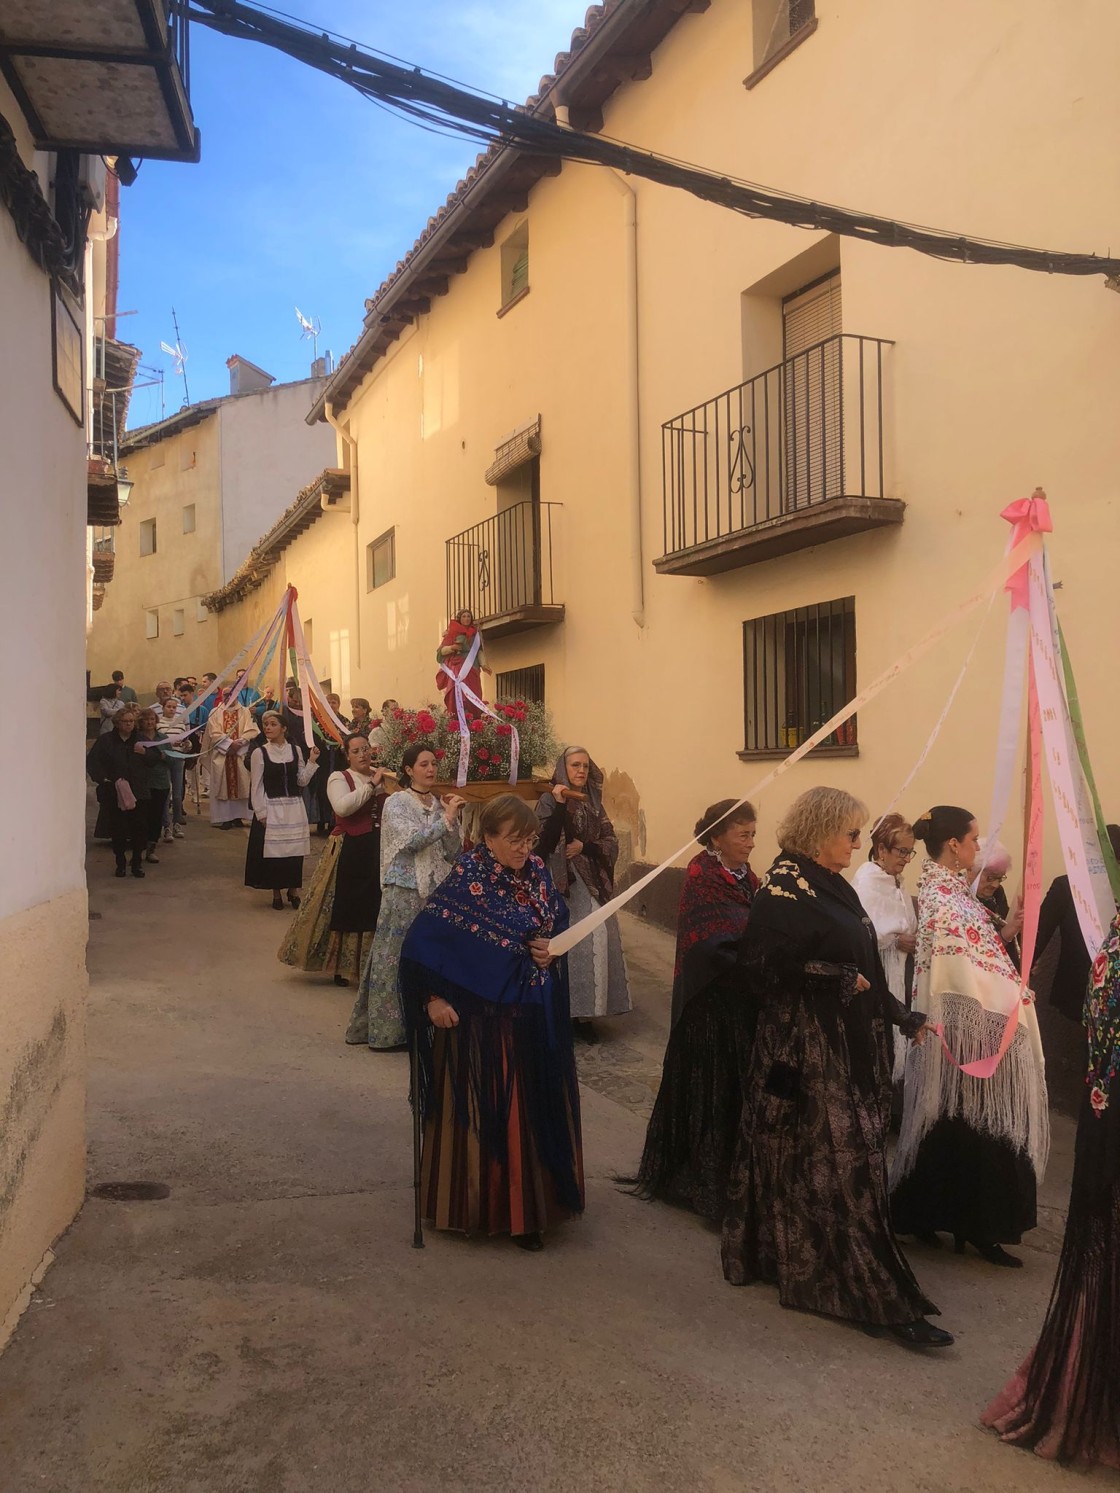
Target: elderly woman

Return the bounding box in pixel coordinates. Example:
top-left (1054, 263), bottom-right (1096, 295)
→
top-left (631, 799), bottom-right (760, 1219)
top-left (891, 806), bottom-right (1049, 1267)
top-left (721, 787), bottom-right (948, 1348)
top-left (983, 910), bottom-right (1120, 1467)
top-left (136, 707), bottom-right (172, 864)
top-left (974, 837), bottom-right (1024, 969)
top-left (346, 744), bottom-right (464, 1050)
top-left (245, 711), bottom-right (320, 911)
top-left (86, 706), bottom-right (152, 878)
top-left (536, 747), bottom-right (632, 1041)
top-left (400, 793), bottom-right (583, 1250)
top-left (850, 813), bottom-right (918, 1077)
top-left (279, 732), bottom-right (387, 986)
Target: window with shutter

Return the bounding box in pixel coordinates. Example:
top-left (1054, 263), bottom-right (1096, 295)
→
top-left (782, 272), bottom-right (842, 510)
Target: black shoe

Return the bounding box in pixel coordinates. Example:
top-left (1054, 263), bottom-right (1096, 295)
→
top-left (114, 863), bottom-right (127, 878)
top-left (333, 974), bottom-right (349, 987)
top-left (272, 893), bottom-right (284, 911)
top-left (955, 1236), bottom-right (1022, 1268)
top-left (287, 891), bottom-right (301, 908)
top-left (886, 1319), bottom-right (954, 1348)
top-left (130, 865), bottom-right (145, 879)
top-left (513, 1232), bottom-right (544, 1252)
top-left (573, 1020), bottom-right (599, 1046)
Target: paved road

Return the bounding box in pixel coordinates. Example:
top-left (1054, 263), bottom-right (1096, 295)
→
top-left (0, 814), bottom-right (1099, 1491)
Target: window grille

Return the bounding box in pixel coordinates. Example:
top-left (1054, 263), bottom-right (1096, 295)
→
top-left (742, 596), bottom-right (856, 754)
top-left (496, 664), bottom-right (545, 705)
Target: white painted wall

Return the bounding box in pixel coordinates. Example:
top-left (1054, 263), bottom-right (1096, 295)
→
top-left (217, 378), bottom-right (335, 583)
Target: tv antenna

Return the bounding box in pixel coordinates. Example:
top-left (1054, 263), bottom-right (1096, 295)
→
top-left (295, 305), bottom-right (322, 362)
top-left (160, 307), bottom-right (191, 406)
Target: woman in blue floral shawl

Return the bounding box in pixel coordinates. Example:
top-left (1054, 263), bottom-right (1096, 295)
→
top-left (399, 793), bottom-right (584, 1250)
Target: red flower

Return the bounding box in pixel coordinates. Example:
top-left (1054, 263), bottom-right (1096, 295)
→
top-left (1092, 950), bottom-right (1110, 990)
top-left (447, 721), bottom-right (461, 733)
top-left (496, 723), bottom-right (512, 737)
top-left (393, 709), bottom-right (404, 721)
top-left (516, 700), bottom-right (526, 709)
top-left (417, 712), bottom-right (437, 733)
top-left (477, 748), bottom-right (490, 761)
top-left (434, 748), bottom-right (447, 761)
top-left (1091, 1084), bottom-right (1109, 1115)
top-left (468, 882), bottom-right (484, 896)
top-left (966, 926), bottom-right (981, 945)
top-left (478, 765), bottom-right (490, 777)
top-left (370, 717), bottom-right (381, 728)
top-left (469, 720), bottom-right (485, 734)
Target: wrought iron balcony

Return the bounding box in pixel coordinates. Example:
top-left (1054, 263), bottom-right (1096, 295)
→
top-left (656, 334), bottom-right (903, 576)
top-left (446, 502), bottom-right (563, 639)
top-left (0, 0), bottom-right (198, 160)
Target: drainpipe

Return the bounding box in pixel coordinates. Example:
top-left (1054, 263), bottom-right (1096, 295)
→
top-left (556, 105), bottom-right (645, 629)
top-left (323, 399), bottom-right (362, 671)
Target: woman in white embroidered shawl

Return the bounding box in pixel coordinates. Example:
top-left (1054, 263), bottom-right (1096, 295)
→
top-left (345, 744), bottom-right (464, 1051)
top-left (850, 813), bottom-right (918, 1079)
top-left (891, 805), bottom-right (1049, 1267)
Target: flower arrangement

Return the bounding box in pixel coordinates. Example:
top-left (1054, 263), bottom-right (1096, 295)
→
top-left (371, 698), bottom-right (557, 781)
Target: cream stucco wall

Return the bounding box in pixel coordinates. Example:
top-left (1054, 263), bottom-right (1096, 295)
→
top-left (0, 73), bottom-right (90, 1344)
top-left (219, 0), bottom-right (1120, 888)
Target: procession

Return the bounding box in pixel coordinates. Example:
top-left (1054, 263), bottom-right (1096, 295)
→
top-left (5, 0), bottom-right (1120, 1487)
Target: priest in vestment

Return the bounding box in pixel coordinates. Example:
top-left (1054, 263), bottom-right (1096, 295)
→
top-left (201, 701), bottom-right (259, 826)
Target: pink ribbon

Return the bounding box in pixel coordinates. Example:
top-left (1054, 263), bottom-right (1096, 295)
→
top-left (1001, 489), bottom-right (1052, 611)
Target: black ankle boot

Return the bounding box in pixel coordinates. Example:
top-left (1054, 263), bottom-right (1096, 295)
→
top-left (115, 856), bottom-right (127, 878)
top-left (131, 857), bottom-right (145, 878)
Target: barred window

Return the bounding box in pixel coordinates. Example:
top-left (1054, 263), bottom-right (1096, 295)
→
top-left (742, 596), bottom-right (856, 755)
top-left (496, 664), bottom-right (544, 705)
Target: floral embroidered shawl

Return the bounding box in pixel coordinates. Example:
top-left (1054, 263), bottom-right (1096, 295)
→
top-left (670, 850), bottom-right (758, 1027)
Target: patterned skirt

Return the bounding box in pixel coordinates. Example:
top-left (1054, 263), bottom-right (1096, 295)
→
top-left (565, 877), bottom-right (632, 1020)
top-left (278, 834), bottom-right (376, 980)
top-left (421, 1024), bottom-right (585, 1237)
top-left (345, 884), bottom-right (420, 1049)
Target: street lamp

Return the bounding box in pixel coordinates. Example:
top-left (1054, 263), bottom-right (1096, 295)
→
top-left (115, 468), bottom-right (133, 506)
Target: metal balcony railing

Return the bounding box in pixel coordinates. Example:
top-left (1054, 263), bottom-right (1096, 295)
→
top-left (661, 333), bottom-right (893, 559)
top-left (446, 502), bottom-right (561, 626)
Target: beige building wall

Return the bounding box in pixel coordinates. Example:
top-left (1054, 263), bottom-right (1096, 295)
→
top-left (0, 76), bottom-right (90, 1345)
top-left (222, 0), bottom-right (1119, 888)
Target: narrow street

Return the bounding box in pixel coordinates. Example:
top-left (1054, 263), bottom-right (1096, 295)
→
top-left (0, 815), bottom-right (1101, 1493)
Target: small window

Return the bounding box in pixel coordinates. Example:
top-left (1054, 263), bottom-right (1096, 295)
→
top-left (748, 0), bottom-right (816, 83)
top-left (496, 664), bottom-right (544, 706)
top-left (182, 503), bottom-right (196, 534)
top-left (145, 608), bottom-right (159, 640)
top-left (196, 598), bottom-right (208, 623)
top-left (367, 528), bottom-right (396, 590)
top-left (172, 608), bottom-right (185, 637)
top-left (139, 518), bottom-right (157, 556)
top-left (499, 222), bottom-right (529, 311)
top-left (180, 443), bottom-right (196, 471)
top-left (742, 596), bottom-right (856, 756)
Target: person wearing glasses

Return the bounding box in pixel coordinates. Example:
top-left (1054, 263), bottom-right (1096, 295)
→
top-left (891, 806), bottom-right (1049, 1269)
top-left (721, 787), bottom-right (948, 1348)
top-left (400, 793), bottom-right (583, 1250)
top-left (851, 813), bottom-right (918, 1078)
top-left (345, 744), bottom-right (463, 1050)
top-left (973, 838), bottom-right (1024, 969)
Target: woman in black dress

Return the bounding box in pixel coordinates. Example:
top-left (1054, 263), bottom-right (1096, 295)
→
top-left (630, 799), bottom-right (759, 1219)
top-left (721, 786), bottom-right (950, 1348)
top-left (983, 910), bottom-right (1120, 1466)
top-left (245, 711), bottom-right (319, 910)
top-left (86, 706), bottom-right (152, 879)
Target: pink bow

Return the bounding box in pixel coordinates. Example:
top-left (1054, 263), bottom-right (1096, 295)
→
top-left (1001, 488), bottom-right (1052, 609)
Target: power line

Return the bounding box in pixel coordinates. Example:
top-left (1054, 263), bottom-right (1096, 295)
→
top-left (185, 0), bottom-right (1120, 280)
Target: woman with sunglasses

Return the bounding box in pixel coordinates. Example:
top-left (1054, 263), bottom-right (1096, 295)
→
top-left (721, 787), bottom-right (948, 1347)
top-left (851, 813), bottom-right (918, 1078)
top-left (891, 806), bottom-right (1049, 1268)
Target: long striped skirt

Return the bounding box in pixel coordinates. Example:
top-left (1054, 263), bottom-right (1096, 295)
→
top-left (420, 1023), bottom-right (585, 1238)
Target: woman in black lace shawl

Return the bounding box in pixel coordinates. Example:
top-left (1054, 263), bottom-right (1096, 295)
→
top-left (629, 799), bottom-right (759, 1219)
top-left (721, 786), bottom-right (951, 1348)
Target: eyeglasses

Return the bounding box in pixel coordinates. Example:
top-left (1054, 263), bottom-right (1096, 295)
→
top-left (886, 846), bottom-right (917, 861)
top-left (983, 872), bottom-right (1007, 885)
top-left (501, 833), bottom-right (539, 851)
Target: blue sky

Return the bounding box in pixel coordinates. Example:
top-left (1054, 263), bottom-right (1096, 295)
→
top-left (121, 1), bottom-right (580, 426)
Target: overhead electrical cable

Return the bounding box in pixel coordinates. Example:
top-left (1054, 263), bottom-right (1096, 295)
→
top-left (185, 0), bottom-right (1120, 280)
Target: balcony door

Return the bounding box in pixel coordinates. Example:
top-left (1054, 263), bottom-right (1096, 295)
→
top-left (782, 272), bottom-right (842, 511)
top-left (493, 458), bottom-right (542, 616)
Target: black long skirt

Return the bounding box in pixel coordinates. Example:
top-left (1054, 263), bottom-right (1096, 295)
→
top-left (891, 1115), bottom-right (1037, 1244)
top-left (330, 830), bottom-right (380, 933)
top-left (630, 984), bottom-right (755, 1220)
top-left (244, 818), bottom-right (303, 890)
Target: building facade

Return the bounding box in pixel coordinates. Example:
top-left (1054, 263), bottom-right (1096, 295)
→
top-left (0, 0), bottom-right (197, 1345)
top-left (86, 360), bottom-right (335, 694)
top-left (215, 0), bottom-right (1120, 903)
